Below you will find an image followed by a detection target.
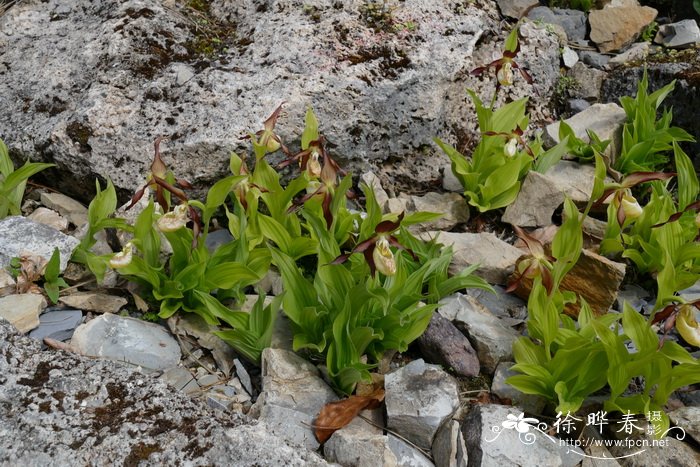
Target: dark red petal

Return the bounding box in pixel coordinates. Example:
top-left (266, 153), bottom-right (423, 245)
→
top-left (125, 184), bottom-right (148, 210)
top-left (155, 186), bottom-right (168, 212)
top-left (322, 192), bottom-right (333, 229)
top-left (263, 102), bottom-right (286, 130)
top-left (542, 270), bottom-right (554, 295)
top-left (177, 179), bottom-right (193, 189)
top-left (616, 203), bottom-right (626, 227)
top-left (364, 246), bottom-right (377, 277)
top-left (518, 67), bottom-right (533, 84)
top-left (512, 225), bottom-right (545, 257)
top-left (331, 253), bottom-right (352, 265)
top-left (153, 176), bottom-right (188, 201)
top-left (387, 236), bottom-right (417, 261)
top-left (470, 66), bottom-right (487, 76)
top-left (652, 303), bottom-right (678, 325)
top-left (353, 237), bottom-right (379, 254)
top-left (593, 188), bottom-right (618, 207)
top-left (622, 172), bottom-right (676, 188)
top-left (375, 212), bottom-right (405, 234)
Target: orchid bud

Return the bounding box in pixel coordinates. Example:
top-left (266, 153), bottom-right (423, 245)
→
top-left (373, 237), bottom-right (397, 276)
top-left (504, 138), bottom-right (518, 158)
top-left (620, 193), bottom-right (643, 220)
top-left (109, 242), bottom-right (133, 269)
top-left (157, 203), bottom-right (189, 232)
top-left (306, 150), bottom-right (322, 179)
top-left (497, 61), bottom-right (514, 87)
top-left (676, 305), bottom-right (700, 347)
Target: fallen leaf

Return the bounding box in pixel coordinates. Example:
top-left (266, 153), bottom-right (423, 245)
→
top-left (314, 388), bottom-right (385, 443)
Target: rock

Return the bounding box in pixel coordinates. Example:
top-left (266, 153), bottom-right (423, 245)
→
top-left (606, 435), bottom-right (700, 466)
top-left (0, 216), bottom-right (80, 273)
top-left (462, 404), bottom-right (583, 466)
top-left (421, 231), bottom-right (522, 285)
top-left (615, 284), bottom-right (651, 313)
top-left (70, 313), bottom-right (181, 370)
top-left (27, 207), bottom-right (69, 231)
top-left (28, 308), bottom-right (83, 345)
top-left (496, 0), bottom-right (540, 19)
top-left (567, 98), bottom-right (591, 114)
top-left (168, 313), bottom-right (237, 377)
top-left (527, 7), bottom-right (587, 43)
top-left (502, 161), bottom-right (598, 227)
top-left (0, 0), bottom-right (561, 200)
top-left (233, 358), bottom-right (254, 396)
top-left (432, 420), bottom-right (468, 467)
top-left (544, 103), bottom-right (627, 161)
top-left (438, 294), bottom-right (519, 374)
top-left (417, 312), bottom-right (480, 377)
top-left (406, 192), bottom-right (469, 232)
top-left (562, 46), bottom-right (578, 68)
top-left (385, 359), bottom-right (460, 449)
top-left (59, 292), bottom-right (127, 314)
top-left (491, 362), bottom-right (547, 414)
top-left (589, 4), bottom-right (657, 53)
top-left (387, 435), bottom-right (435, 467)
top-left (204, 229), bottom-right (234, 254)
top-left (608, 42), bottom-right (651, 68)
top-left (567, 62), bottom-right (606, 101)
top-left (0, 319), bottom-right (328, 466)
top-left (39, 192), bottom-right (88, 228)
top-left (324, 418), bottom-right (398, 467)
top-left (578, 50), bottom-right (610, 70)
top-left (668, 406), bottom-right (700, 444)
top-left (0, 294), bottom-right (46, 333)
top-left (159, 366), bottom-right (198, 393)
top-left (0, 268), bottom-right (16, 295)
top-left (466, 285), bottom-right (528, 323)
top-left (654, 19), bottom-right (700, 49)
top-left (513, 248), bottom-right (626, 316)
top-left (251, 348), bottom-right (337, 451)
top-left (361, 171), bottom-right (390, 212)
top-left (442, 162), bottom-right (464, 193)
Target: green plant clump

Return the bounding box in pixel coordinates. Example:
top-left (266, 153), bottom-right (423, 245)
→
top-left (0, 138), bottom-right (54, 219)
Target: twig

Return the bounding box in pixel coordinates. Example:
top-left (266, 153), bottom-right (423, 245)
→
top-left (175, 332), bottom-right (218, 376)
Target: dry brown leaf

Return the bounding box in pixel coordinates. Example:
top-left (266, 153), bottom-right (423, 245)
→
top-left (313, 388), bottom-right (385, 443)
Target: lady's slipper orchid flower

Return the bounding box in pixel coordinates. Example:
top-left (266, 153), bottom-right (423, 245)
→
top-left (484, 126), bottom-right (534, 158)
top-left (594, 171), bottom-right (675, 227)
top-left (332, 212), bottom-right (417, 277)
top-left (676, 305), bottom-right (700, 347)
top-left (109, 242), bottom-right (133, 269)
top-left (506, 225), bottom-right (555, 294)
top-left (157, 203), bottom-right (189, 232)
top-left (241, 103), bottom-right (289, 155)
top-left (471, 36), bottom-right (532, 92)
top-left (504, 137), bottom-right (518, 158)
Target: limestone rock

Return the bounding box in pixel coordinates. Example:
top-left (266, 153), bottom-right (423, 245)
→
top-left (324, 418), bottom-right (397, 467)
top-left (168, 313), bottom-right (238, 377)
top-left (654, 19), bottom-right (700, 49)
top-left (441, 162), bottom-right (464, 193)
top-left (496, 0), bottom-right (540, 19)
top-left (39, 192), bottom-right (88, 228)
top-left (606, 435), bottom-right (700, 467)
top-left (422, 231), bottom-right (522, 285)
top-left (0, 216), bottom-right (80, 273)
top-left (361, 171), bottom-right (390, 213)
top-left (589, 5), bottom-right (657, 53)
top-left (567, 62), bottom-right (606, 101)
top-left (0, 319), bottom-right (328, 466)
top-left (385, 359), bottom-right (460, 449)
top-left (432, 420), bottom-right (468, 467)
top-left (668, 406), bottom-right (700, 444)
top-left (491, 362), bottom-right (547, 414)
top-left (608, 42), bottom-right (651, 68)
top-left (251, 348), bottom-right (337, 451)
top-left (387, 435), bottom-right (435, 466)
top-left (0, 269), bottom-right (16, 295)
top-left (578, 50), bottom-right (610, 70)
top-left (0, 294), bottom-right (46, 333)
top-left (27, 207), bottom-right (69, 231)
top-left (502, 161), bottom-right (598, 227)
top-left (438, 294), bottom-right (519, 374)
top-left (70, 313), bottom-right (181, 370)
top-left (0, 0), bottom-right (561, 200)
top-left (513, 248), bottom-right (626, 316)
top-left (466, 285), bottom-right (528, 323)
top-left (406, 192), bottom-right (469, 232)
top-left (527, 7), bottom-right (587, 43)
top-left (462, 404), bottom-right (582, 466)
top-left (28, 308), bottom-right (83, 345)
top-left (544, 103), bottom-right (627, 162)
top-left (417, 312), bottom-right (480, 377)
top-left (562, 46), bottom-right (578, 68)
top-left (59, 292), bottom-right (128, 314)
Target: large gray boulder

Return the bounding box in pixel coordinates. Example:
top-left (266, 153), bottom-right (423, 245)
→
top-left (0, 319), bottom-right (327, 466)
top-left (0, 0), bottom-right (560, 201)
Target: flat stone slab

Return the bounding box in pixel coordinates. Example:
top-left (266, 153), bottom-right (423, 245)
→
top-left (70, 313), bottom-right (181, 370)
top-left (0, 216), bottom-right (80, 272)
top-left (59, 292), bottom-right (128, 314)
top-left (28, 308), bottom-right (83, 344)
top-left (0, 294), bottom-right (46, 333)
top-left (0, 319), bottom-right (327, 466)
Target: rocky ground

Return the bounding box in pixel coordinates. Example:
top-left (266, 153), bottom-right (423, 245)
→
top-left (2, 0), bottom-right (700, 466)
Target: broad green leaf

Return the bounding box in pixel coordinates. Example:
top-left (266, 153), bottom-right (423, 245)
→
top-left (674, 142), bottom-right (698, 210)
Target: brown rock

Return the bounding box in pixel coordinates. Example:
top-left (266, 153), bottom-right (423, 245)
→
top-left (512, 248), bottom-right (626, 316)
top-left (589, 5), bottom-right (657, 53)
top-left (417, 312), bottom-right (480, 377)
top-left (59, 292), bottom-right (127, 314)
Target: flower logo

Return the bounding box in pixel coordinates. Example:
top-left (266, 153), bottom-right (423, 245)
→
top-left (502, 413), bottom-right (539, 434)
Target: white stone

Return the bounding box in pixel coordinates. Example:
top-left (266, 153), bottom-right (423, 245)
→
top-left (0, 294), bottom-right (46, 333)
top-left (562, 46), bottom-right (579, 68)
top-left (40, 192), bottom-right (88, 227)
top-left (28, 207), bottom-right (69, 231)
top-left (654, 19), bottom-right (700, 49)
top-left (421, 231), bottom-right (522, 285)
top-left (71, 313), bottom-right (181, 370)
top-left (385, 359), bottom-right (460, 449)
